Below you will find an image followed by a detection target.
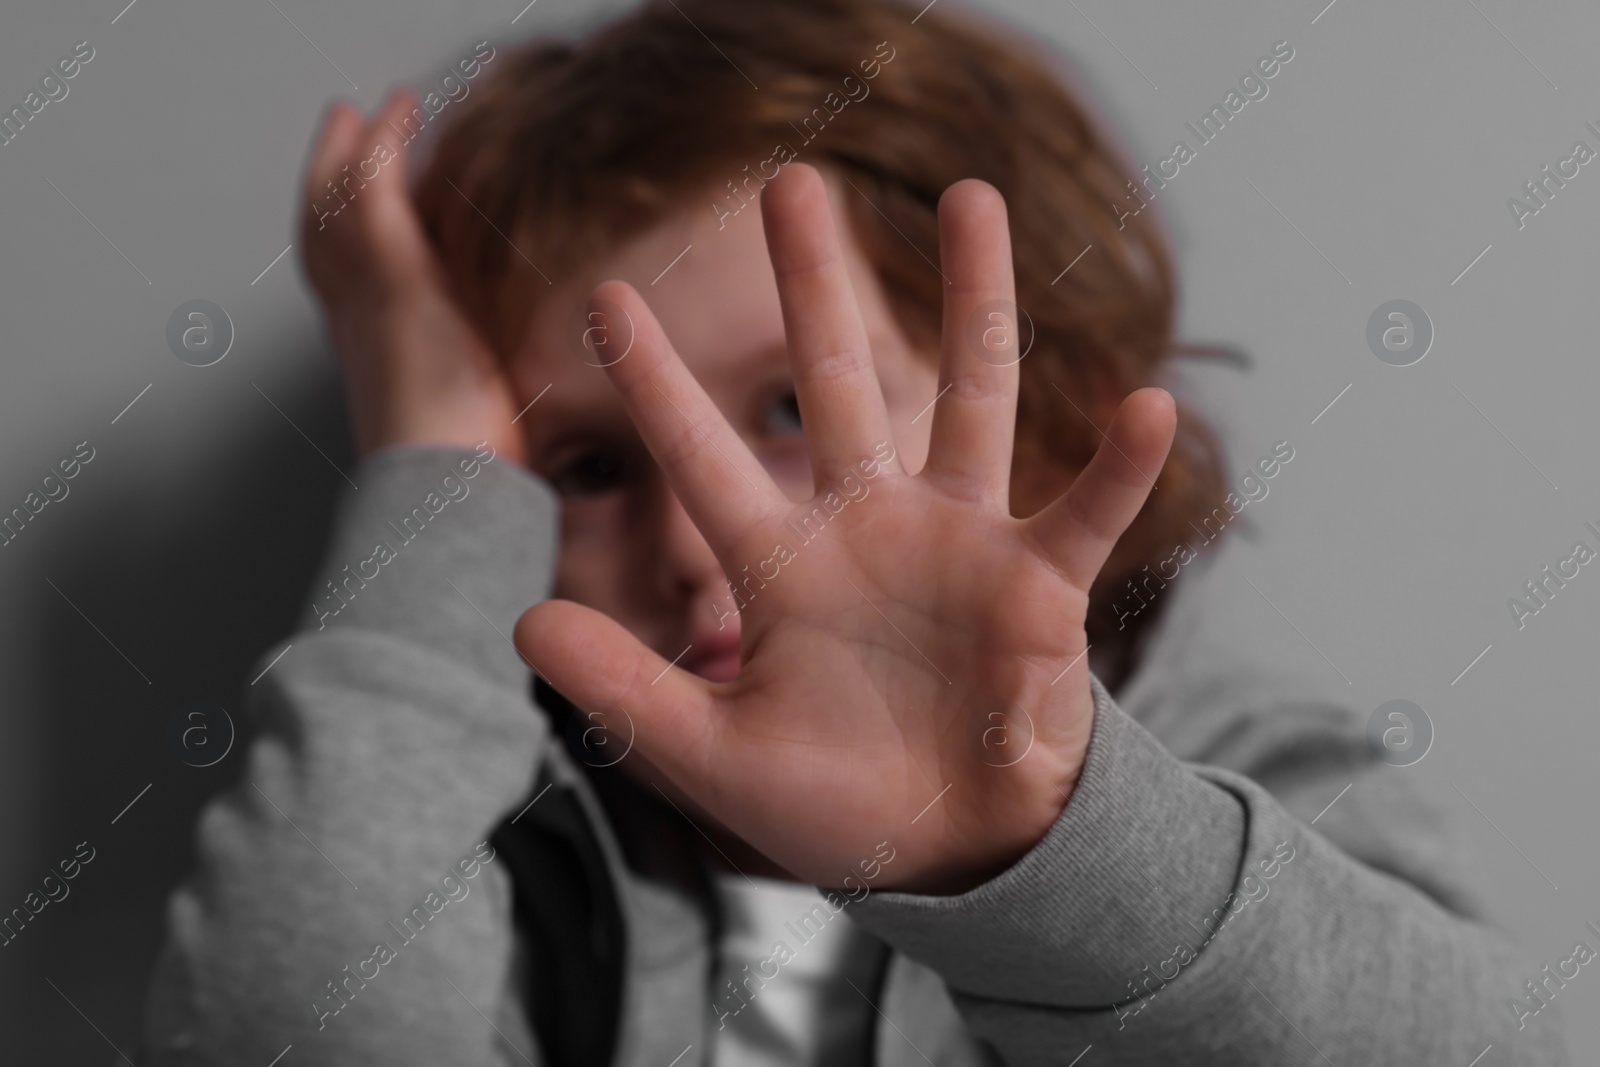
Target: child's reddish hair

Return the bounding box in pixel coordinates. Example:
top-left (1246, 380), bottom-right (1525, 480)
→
top-left (413, 0), bottom-right (1239, 687)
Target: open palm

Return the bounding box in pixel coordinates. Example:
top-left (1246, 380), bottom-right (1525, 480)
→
top-left (515, 164), bottom-right (1175, 895)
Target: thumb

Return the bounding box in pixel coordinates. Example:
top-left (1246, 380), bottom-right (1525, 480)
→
top-left (514, 599), bottom-right (720, 781)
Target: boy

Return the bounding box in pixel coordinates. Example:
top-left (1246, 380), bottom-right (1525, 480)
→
top-left (139, 1), bottom-right (1570, 1064)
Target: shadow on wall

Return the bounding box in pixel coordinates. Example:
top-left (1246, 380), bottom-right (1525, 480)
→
top-left (9, 347), bottom-right (349, 1063)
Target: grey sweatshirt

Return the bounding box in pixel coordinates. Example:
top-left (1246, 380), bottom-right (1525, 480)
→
top-left (137, 444), bottom-right (1573, 1066)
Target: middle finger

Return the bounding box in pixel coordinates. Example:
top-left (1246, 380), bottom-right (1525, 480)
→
top-left (761, 164), bottom-right (898, 487)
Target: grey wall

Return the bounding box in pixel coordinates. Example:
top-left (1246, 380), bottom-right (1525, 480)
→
top-left (1, 0), bottom-right (1592, 1061)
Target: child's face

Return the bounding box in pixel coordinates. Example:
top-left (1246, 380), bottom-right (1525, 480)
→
top-left (509, 166), bottom-right (941, 682)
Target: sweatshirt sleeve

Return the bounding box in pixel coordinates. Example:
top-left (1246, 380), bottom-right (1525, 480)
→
top-left (138, 444), bottom-right (561, 1067)
top-left (846, 671), bottom-right (1573, 1066)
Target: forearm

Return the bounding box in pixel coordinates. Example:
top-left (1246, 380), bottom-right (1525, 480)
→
top-left (140, 445), bottom-right (560, 1066)
top-left (850, 674), bottom-right (1572, 1065)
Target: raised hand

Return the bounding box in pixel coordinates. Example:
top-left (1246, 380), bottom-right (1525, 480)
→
top-left (515, 163), bottom-right (1176, 895)
top-left (299, 87), bottom-right (526, 463)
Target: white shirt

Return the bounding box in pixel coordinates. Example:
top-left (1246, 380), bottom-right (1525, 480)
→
top-left (708, 871), bottom-right (883, 1066)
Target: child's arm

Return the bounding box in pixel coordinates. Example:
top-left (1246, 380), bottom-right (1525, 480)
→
top-left (847, 674), bottom-right (1574, 1065)
top-left (138, 91), bottom-right (557, 1066)
top-left (516, 163), bottom-right (1571, 1065)
top-left (140, 448), bottom-right (560, 1066)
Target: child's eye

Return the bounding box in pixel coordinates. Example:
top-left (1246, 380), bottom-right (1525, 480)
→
top-left (761, 390), bottom-right (803, 436)
top-left (551, 450), bottom-right (631, 497)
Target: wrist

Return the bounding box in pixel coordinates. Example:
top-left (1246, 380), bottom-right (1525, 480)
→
top-left (885, 681), bottom-right (1093, 897)
top-left (358, 419), bottom-right (512, 464)
top-left (895, 767), bottom-right (1083, 898)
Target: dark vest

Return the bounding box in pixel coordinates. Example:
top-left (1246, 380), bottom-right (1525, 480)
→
top-left (490, 676), bottom-right (891, 1066)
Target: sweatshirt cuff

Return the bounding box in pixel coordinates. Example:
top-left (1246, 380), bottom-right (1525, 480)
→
top-left (847, 671), bottom-right (1249, 1006)
top-left (292, 443), bottom-right (559, 694)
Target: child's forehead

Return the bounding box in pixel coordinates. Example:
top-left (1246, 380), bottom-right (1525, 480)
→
top-left (504, 165), bottom-right (903, 402)
top-left (505, 274), bottom-right (791, 408)
top-left (508, 184), bottom-right (792, 384)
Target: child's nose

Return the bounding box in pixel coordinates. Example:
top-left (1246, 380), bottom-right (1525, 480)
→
top-left (654, 486), bottom-right (725, 603)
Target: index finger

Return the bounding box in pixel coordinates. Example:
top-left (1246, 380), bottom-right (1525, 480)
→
top-left (588, 279), bottom-right (788, 561)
